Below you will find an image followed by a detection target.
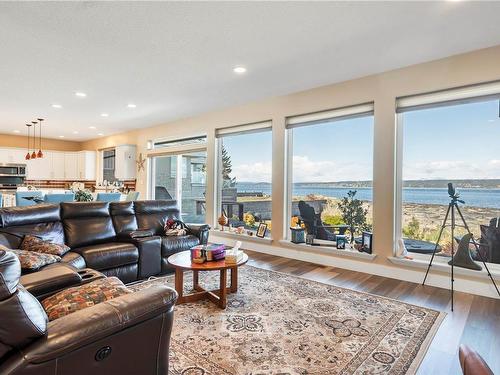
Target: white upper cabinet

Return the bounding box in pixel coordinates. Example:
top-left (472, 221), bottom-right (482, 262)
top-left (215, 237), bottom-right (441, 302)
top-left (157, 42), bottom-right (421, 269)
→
top-left (115, 144), bottom-right (136, 180)
top-left (51, 152), bottom-right (65, 180)
top-left (64, 152), bottom-right (79, 180)
top-left (0, 147), bottom-right (97, 181)
top-left (77, 151), bottom-right (96, 180)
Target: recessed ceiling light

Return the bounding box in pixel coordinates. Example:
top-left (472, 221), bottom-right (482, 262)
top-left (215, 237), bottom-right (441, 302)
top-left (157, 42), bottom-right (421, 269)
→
top-left (73, 131), bottom-right (79, 134)
top-left (89, 126), bottom-right (96, 129)
top-left (13, 130), bottom-right (20, 133)
top-left (233, 66), bottom-right (247, 74)
top-left (488, 119), bottom-right (495, 122)
top-left (100, 113), bottom-right (109, 117)
top-left (59, 135), bottom-right (65, 138)
top-left (97, 133), bottom-right (104, 136)
top-left (127, 104), bottom-right (136, 108)
top-left (51, 104), bottom-right (62, 109)
top-left (75, 92), bottom-right (87, 97)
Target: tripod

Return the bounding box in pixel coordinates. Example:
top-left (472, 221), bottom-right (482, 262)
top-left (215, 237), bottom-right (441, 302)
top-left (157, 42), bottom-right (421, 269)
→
top-left (422, 184), bottom-right (500, 311)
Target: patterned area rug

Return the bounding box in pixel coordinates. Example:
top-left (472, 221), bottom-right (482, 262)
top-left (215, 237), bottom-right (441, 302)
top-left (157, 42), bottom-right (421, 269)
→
top-left (130, 265), bottom-right (445, 375)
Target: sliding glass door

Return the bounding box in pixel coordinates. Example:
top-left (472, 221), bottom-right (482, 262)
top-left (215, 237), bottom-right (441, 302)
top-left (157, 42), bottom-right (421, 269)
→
top-left (151, 151), bottom-right (207, 223)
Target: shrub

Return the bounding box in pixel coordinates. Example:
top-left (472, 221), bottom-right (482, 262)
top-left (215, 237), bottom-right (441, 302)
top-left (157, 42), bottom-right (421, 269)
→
top-left (244, 212), bottom-right (255, 227)
top-left (323, 214), bottom-right (345, 226)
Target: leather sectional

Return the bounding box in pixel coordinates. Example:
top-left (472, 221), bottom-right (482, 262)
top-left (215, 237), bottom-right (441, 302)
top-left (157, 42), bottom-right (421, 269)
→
top-left (0, 200), bottom-right (210, 283)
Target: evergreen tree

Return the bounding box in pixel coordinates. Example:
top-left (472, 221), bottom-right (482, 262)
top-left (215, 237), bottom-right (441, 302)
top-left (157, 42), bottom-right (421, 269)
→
top-left (221, 144), bottom-right (236, 187)
top-left (337, 190), bottom-right (370, 243)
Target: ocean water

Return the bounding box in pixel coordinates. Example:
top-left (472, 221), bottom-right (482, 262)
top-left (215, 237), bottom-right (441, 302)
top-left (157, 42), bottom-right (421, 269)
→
top-left (235, 183), bottom-right (500, 209)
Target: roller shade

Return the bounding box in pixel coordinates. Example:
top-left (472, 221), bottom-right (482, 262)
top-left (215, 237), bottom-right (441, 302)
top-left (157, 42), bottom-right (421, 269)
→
top-left (397, 81), bottom-right (500, 113)
top-left (286, 102), bottom-right (374, 129)
top-left (215, 120), bottom-right (272, 137)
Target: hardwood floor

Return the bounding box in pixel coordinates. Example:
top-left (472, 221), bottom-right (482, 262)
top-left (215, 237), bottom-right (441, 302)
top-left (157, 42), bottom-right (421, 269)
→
top-left (244, 250), bottom-right (500, 375)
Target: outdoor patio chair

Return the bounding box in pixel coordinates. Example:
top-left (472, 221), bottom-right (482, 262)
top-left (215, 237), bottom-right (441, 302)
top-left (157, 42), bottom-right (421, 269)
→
top-left (155, 186), bottom-right (173, 200)
top-left (298, 200), bottom-right (340, 241)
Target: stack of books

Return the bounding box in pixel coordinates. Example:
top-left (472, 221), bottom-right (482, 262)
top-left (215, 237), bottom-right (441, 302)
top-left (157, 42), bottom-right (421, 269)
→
top-left (190, 243), bottom-right (226, 262)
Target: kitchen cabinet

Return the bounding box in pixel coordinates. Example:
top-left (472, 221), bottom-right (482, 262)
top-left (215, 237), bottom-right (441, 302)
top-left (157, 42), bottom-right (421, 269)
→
top-left (115, 145), bottom-right (136, 180)
top-left (0, 147), bottom-right (98, 181)
top-left (51, 152), bottom-right (65, 180)
top-left (77, 151), bottom-right (96, 180)
top-left (64, 152), bottom-right (79, 180)
top-left (0, 148), bottom-right (27, 164)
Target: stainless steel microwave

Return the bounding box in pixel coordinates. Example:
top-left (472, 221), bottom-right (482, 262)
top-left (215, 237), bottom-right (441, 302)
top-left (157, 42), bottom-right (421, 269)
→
top-left (0, 163), bottom-right (26, 177)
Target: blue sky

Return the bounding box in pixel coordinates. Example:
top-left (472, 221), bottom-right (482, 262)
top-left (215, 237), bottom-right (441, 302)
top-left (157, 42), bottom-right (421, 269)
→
top-left (403, 100), bottom-right (500, 180)
top-left (222, 99), bottom-right (500, 183)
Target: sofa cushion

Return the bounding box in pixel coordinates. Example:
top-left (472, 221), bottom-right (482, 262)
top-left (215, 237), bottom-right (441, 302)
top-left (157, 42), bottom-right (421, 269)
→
top-left (74, 242), bottom-right (139, 270)
top-left (61, 251), bottom-right (86, 269)
top-left (134, 200), bottom-right (180, 236)
top-left (110, 201), bottom-right (138, 234)
top-left (41, 276), bottom-right (131, 321)
top-left (20, 235), bottom-right (70, 256)
top-left (7, 249), bottom-right (60, 271)
top-left (161, 235), bottom-right (199, 257)
top-left (0, 248), bottom-right (21, 300)
top-left (61, 202), bottom-right (116, 248)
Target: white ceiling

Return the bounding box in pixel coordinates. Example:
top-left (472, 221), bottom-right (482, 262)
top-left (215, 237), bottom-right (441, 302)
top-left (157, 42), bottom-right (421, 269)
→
top-left (1, 1), bottom-right (500, 141)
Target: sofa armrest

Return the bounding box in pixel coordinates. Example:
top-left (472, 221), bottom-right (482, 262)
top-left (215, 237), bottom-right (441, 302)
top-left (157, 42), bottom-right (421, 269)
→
top-left (117, 229), bottom-right (155, 240)
top-left (117, 236), bottom-right (162, 278)
top-left (21, 264), bottom-right (83, 299)
top-left (186, 224), bottom-right (210, 244)
top-left (20, 285), bottom-right (177, 364)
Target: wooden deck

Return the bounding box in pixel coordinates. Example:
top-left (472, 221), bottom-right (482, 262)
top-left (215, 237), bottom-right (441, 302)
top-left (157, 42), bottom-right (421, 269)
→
top-left (245, 250), bottom-right (500, 375)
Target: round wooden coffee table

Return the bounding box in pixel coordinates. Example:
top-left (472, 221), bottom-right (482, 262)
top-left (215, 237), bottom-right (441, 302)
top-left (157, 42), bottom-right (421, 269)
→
top-left (167, 250), bottom-right (248, 309)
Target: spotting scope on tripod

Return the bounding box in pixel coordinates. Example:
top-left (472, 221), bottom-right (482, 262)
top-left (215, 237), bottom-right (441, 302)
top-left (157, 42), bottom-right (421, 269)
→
top-left (422, 183), bottom-right (500, 311)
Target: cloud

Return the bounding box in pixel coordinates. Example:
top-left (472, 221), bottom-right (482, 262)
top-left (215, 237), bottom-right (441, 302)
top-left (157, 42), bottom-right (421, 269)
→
top-left (292, 155), bottom-right (371, 182)
top-left (232, 155), bottom-right (372, 183)
top-left (232, 161), bottom-right (272, 183)
top-left (404, 160), bottom-right (500, 180)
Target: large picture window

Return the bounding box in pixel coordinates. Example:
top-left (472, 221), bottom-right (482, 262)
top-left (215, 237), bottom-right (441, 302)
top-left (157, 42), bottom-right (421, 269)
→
top-left (398, 86), bottom-right (500, 265)
top-left (216, 122), bottom-right (272, 237)
top-left (286, 104), bottom-right (374, 249)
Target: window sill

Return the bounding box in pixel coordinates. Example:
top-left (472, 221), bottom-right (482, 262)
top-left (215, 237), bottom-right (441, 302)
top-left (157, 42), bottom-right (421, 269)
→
top-left (387, 256), bottom-right (500, 281)
top-left (210, 229), bottom-right (273, 244)
top-left (279, 240), bottom-right (377, 261)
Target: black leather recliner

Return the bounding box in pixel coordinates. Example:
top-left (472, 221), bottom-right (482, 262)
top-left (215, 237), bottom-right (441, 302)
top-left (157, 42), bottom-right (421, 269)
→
top-left (134, 200), bottom-right (210, 273)
top-left (0, 249), bottom-right (177, 375)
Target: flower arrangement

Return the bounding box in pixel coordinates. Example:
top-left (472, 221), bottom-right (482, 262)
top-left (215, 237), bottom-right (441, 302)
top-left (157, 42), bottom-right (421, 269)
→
top-left (74, 189), bottom-right (93, 202)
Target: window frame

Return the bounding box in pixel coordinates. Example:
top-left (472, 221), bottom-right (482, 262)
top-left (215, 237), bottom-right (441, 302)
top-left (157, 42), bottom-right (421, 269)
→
top-left (284, 102), bottom-right (375, 242)
top-left (394, 82), bottom-right (500, 260)
top-left (214, 120), bottom-right (273, 235)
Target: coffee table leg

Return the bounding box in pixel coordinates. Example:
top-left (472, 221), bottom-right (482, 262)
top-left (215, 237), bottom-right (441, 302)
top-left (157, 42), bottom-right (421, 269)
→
top-left (230, 267), bottom-right (238, 293)
top-left (175, 268), bottom-right (184, 303)
top-left (193, 270), bottom-right (199, 290)
top-left (219, 269), bottom-right (227, 309)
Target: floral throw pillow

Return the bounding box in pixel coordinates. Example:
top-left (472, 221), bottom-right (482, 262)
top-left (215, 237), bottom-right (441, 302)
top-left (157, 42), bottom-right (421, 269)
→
top-left (8, 249), bottom-right (61, 271)
top-left (42, 277), bottom-right (131, 321)
top-left (20, 235), bottom-right (71, 257)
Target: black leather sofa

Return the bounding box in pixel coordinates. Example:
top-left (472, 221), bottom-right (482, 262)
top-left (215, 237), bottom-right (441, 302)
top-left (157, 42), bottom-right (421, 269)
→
top-left (0, 200), bottom-right (210, 283)
top-left (0, 249), bottom-right (177, 375)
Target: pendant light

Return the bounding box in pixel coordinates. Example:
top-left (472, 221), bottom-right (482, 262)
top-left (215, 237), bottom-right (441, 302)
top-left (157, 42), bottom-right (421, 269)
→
top-left (30, 121), bottom-right (38, 159)
top-left (25, 123), bottom-right (32, 160)
top-left (37, 118), bottom-right (44, 158)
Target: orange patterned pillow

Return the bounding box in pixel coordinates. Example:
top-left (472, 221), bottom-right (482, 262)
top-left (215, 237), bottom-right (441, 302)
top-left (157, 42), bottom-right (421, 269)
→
top-left (8, 249), bottom-right (61, 271)
top-left (20, 235), bottom-right (71, 256)
top-left (41, 277), bottom-right (131, 321)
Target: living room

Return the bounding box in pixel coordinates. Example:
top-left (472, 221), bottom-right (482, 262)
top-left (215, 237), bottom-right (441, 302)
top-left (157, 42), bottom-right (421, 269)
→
top-left (1, 2), bottom-right (499, 374)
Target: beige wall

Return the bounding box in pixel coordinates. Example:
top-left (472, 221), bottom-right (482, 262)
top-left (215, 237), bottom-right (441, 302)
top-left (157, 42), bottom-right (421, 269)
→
top-left (0, 134), bottom-right (82, 151)
top-left (82, 45), bottom-right (500, 297)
